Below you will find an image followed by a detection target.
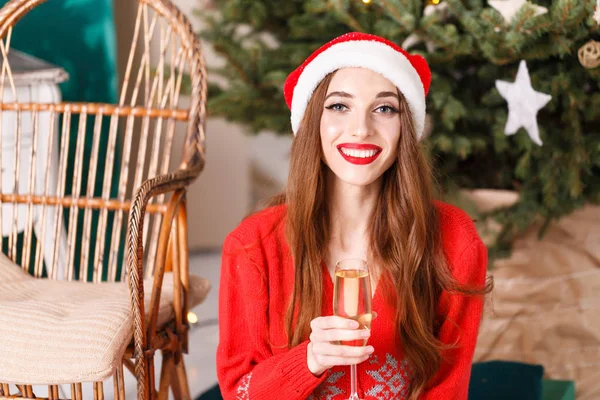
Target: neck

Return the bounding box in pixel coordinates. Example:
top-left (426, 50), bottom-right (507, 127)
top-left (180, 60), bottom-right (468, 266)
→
top-left (326, 169), bottom-right (381, 253)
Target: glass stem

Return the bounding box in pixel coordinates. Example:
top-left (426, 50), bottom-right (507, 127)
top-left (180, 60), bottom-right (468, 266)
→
top-left (349, 363), bottom-right (359, 400)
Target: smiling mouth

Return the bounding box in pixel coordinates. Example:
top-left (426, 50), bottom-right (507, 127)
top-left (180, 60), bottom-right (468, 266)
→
top-left (336, 143), bottom-right (382, 165)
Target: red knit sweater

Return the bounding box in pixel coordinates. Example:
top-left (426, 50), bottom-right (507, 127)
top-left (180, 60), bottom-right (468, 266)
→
top-left (217, 201), bottom-right (487, 400)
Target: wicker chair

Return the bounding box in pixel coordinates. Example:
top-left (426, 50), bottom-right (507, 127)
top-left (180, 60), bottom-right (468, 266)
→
top-left (0, 0), bottom-right (209, 399)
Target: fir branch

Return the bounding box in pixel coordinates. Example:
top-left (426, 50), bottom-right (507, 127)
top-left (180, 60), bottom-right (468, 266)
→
top-left (479, 12), bottom-right (499, 27)
top-left (537, 215), bottom-right (553, 239)
top-left (212, 43), bottom-right (254, 86)
top-left (550, 0), bottom-right (590, 29)
top-left (467, 0), bottom-right (485, 9)
top-left (444, 0), bottom-right (467, 15)
top-left (519, 42), bottom-right (556, 61)
top-left (521, 19), bottom-right (554, 36)
top-left (559, 1), bottom-right (573, 25)
top-left (330, 0), bottom-right (365, 32)
top-left (380, 0), bottom-right (416, 32)
top-left (305, 0), bottom-right (333, 13)
top-left (514, 5), bottom-right (541, 32)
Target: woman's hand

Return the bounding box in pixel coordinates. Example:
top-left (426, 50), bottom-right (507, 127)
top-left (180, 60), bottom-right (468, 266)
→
top-left (306, 316), bottom-right (374, 376)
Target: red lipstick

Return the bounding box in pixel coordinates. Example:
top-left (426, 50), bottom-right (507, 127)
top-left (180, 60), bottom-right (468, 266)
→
top-left (336, 143), bottom-right (382, 165)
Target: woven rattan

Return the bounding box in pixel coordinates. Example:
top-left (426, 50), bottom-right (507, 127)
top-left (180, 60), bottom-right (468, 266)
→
top-left (0, 0), bottom-right (207, 398)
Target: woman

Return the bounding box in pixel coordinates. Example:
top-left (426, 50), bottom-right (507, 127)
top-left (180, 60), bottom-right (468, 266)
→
top-left (216, 32), bottom-right (491, 400)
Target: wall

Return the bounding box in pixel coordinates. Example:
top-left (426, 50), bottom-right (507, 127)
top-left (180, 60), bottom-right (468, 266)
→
top-left (113, 0), bottom-right (252, 250)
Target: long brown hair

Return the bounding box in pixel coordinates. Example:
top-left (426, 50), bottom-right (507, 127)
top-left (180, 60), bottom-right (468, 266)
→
top-left (270, 72), bottom-right (491, 398)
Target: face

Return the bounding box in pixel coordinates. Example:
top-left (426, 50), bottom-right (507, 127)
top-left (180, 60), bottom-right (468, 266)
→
top-left (320, 68), bottom-right (401, 188)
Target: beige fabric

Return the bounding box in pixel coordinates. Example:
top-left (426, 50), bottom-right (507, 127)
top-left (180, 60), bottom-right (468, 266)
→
top-left (0, 255), bottom-right (211, 385)
top-left (470, 199), bottom-right (600, 400)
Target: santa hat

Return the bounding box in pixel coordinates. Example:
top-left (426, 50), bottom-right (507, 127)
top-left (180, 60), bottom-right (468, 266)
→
top-left (283, 32), bottom-right (431, 139)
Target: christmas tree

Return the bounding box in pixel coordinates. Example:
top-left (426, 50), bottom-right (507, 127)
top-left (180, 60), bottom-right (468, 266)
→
top-left (199, 0), bottom-right (600, 254)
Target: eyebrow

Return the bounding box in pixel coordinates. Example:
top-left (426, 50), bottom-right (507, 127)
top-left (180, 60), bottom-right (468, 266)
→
top-left (325, 91), bottom-right (353, 100)
top-left (324, 91), bottom-right (400, 101)
top-left (376, 91), bottom-right (400, 101)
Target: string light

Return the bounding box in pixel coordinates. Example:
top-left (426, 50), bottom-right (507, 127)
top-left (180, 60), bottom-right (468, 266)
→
top-left (362, 0), bottom-right (372, 4)
top-left (187, 311), bottom-right (198, 324)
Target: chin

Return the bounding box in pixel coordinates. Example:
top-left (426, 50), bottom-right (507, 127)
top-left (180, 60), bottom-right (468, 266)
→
top-left (335, 172), bottom-right (381, 187)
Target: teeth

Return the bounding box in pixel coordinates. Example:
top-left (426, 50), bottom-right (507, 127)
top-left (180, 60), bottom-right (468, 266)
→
top-left (340, 148), bottom-right (378, 158)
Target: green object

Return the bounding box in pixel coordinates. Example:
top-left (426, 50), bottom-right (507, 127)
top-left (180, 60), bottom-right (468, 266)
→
top-left (542, 379), bottom-right (576, 400)
top-left (0, 0), bottom-right (123, 279)
top-left (200, 0), bottom-right (600, 252)
top-left (196, 384), bottom-right (223, 400)
top-left (2, 0), bottom-right (118, 104)
top-left (469, 360), bottom-right (544, 400)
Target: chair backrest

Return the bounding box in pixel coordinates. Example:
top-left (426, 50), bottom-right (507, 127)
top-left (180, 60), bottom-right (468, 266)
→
top-left (0, 0), bottom-right (207, 282)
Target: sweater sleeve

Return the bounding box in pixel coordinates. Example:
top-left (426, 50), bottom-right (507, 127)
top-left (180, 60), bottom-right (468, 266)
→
top-left (421, 238), bottom-right (488, 400)
top-left (216, 233), bottom-right (328, 400)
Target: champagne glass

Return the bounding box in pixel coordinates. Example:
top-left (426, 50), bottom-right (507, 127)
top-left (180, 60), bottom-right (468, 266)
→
top-left (333, 258), bottom-right (372, 400)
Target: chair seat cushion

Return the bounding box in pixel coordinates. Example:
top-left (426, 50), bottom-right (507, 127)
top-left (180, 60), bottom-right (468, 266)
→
top-left (0, 254), bottom-right (211, 385)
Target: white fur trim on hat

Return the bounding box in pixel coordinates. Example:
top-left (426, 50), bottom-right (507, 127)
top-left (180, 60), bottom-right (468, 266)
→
top-left (290, 40), bottom-right (426, 138)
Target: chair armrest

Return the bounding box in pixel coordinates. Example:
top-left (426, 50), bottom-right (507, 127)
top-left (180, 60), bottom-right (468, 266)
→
top-left (125, 165), bottom-right (202, 397)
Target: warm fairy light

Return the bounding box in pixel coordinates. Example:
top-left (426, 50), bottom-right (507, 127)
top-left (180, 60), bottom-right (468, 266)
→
top-left (187, 311), bottom-right (198, 324)
top-left (362, 0), bottom-right (372, 4)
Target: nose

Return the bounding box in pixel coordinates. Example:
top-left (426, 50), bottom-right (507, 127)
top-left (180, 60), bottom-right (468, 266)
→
top-left (351, 109), bottom-right (374, 139)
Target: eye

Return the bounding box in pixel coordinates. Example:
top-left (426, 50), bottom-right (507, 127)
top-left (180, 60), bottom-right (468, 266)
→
top-left (375, 105), bottom-right (399, 114)
top-left (325, 103), bottom-right (348, 112)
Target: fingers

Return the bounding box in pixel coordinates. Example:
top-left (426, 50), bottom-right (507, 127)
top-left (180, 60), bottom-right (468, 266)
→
top-left (310, 316), bottom-right (371, 343)
top-left (311, 344), bottom-right (374, 367)
top-left (310, 327), bottom-right (370, 343)
top-left (308, 315), bottom-right (376, 372)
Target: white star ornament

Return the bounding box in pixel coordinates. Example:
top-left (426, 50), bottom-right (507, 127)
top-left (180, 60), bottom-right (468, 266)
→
top-left (488, 0), bottom-right (548, 23)
top-left (495, 60), bottom-right (552, 146)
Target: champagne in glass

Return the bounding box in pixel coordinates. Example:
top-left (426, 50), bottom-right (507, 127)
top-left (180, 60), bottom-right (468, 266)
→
top-left (333, 258), bottom-right (372, 400)
top-left (333, 269), bottom-right (373, 346)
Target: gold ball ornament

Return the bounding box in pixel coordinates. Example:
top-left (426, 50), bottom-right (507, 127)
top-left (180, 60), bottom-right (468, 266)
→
top-left (578, 40), bottom-right (600, 69)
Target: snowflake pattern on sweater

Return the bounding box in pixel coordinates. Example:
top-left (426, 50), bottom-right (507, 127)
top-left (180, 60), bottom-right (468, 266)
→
top-left (236, 372), bottom-right (251, 400)
top-left (307, 371), bottom-right (346, 400)
top-left (365, 354), bottom-right (413, 399)
top-left (306, 354), bottom-right (413, 400)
